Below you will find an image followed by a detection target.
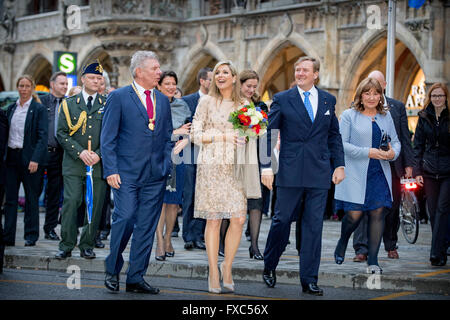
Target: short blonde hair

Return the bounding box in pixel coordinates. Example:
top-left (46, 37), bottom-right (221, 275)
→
top-left (208, 60), bottom-right (243, 107)
top-left (16, 74), bottom-right (41, 103)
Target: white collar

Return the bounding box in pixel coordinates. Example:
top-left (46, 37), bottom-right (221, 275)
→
top-left (16, 97), bottom-right (32, 108)
top-left (82, 89), bottom-right (97, 104)
top-left (297, 85), bottom-right (318, 97)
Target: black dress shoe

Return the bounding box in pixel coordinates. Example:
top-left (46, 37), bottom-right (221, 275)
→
top-left (263, 268), bottom-right (276, 288)
top-left (4, 241), bottom-right (15, 247)
top-left (24, 240), bottom-right (36, 246)
top-left (105, 273), bottom-right (120, 292)
top-left (55, 250), bottom-right (72, 260)
top-left (126, 281), bottom-right (160, 294)
top-left (80, 248), bottom-right (96, 259)
top-left (302, 283), bottom-right (323, 296)
top-left (218, 250), bottom-right (225, 257)
top-left (184, 241), bottom-right (194, 250)
top-left (430, 257), bottom-right (447, 267)
top-left (99, 230), bottom-right (110, 240)
top-left (165, 251), bottom-right (175, 258)
top-left (45, 230), bottom-right (60, 241)
top-left (95, 237), bottom-right (105, 249)
top-left (194, 240), bottom-right (206, 250)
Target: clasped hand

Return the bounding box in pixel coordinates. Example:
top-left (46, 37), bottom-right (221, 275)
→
top-left (369, 143), bottom-right (395, 161)
top-left (79, 150), bottom-right (100, 166)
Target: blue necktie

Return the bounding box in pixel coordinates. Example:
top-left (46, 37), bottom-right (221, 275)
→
top-left (303, 91), bottom-right (314, 122)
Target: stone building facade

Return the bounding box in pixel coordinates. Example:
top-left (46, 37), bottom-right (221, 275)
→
top-left (0, 0), bottom-right (448, 115)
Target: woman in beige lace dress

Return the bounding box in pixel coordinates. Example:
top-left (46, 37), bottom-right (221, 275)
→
top-left (191, 61), bottom-right (247, 293)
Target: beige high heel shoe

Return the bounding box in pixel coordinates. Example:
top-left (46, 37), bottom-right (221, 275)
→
top-left (220, 262), bottom-right (235, 293)
top-left (208, 269), bottom-right (221, 294)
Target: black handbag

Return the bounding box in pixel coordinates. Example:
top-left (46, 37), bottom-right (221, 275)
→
top-left (379, 131), bottom-right (391, 151)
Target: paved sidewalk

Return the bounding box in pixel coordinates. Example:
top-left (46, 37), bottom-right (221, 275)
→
top-left (3, 211), bottom-right (450, 295)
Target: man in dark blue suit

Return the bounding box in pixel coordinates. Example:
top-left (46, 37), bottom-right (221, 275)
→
top-left (261, 56), bottom-right (345, 296)
top-left (101, 51), bottom-right (173, 294)
top-left (180, 67), bottom-right (212, 251)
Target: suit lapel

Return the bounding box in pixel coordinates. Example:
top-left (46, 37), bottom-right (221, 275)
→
top-left (7, 103), bottom-right (17, 124)
top-left (312, 88), bottom-right (327, 129)
top-left (24, 99), bottom-right (36, 134)
top-left (128, 85), bottom-right (150, 124)
top-left (154, 89), bottom-right (163, 131)
top-left (88, 95), bottom-right (104, 115)
top-left (288, 87), bottom-right (312, 126)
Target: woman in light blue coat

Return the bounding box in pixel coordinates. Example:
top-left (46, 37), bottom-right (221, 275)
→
top-left (334, 78), bottom-right (401, 274)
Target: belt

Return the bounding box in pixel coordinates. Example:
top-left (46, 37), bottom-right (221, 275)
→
top-left (8, 147), bottom-right (22, 152)
top-left (48, 146), bottom-right (60, 152)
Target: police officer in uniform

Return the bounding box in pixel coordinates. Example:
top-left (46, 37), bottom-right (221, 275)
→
top-left (55, 61), bottom-right (107, 259)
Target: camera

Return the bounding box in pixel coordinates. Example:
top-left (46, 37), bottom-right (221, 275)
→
top-left (379, 132), bottom-right (391, 151)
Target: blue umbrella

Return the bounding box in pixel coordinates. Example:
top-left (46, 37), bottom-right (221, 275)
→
top-left (85, 141), bottom-right (94, 233)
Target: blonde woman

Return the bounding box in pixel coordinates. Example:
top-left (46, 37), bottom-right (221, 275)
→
top-left (3, 75), bottom-right (48, 246)
top-left (191, 61), bottom-right (247, 293)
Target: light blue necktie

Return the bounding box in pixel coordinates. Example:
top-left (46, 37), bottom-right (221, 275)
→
top-left (303, 91), bottom-right (314, 123)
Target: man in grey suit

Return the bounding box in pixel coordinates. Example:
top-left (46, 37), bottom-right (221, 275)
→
top-left (352, 70), bottom-right (414, 262)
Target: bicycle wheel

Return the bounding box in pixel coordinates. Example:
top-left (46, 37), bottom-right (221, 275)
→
top-left (399, 190), bottom-right (420, 244)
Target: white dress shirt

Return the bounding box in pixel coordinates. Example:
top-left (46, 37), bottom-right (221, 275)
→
top-left (133, 81), bottom-right (155, 110)
top-left (8, 97), bottom-right (32, 149)
top-left (297, 85), bottom-right (319, 119)
top-left (82, 89), bottom-right (98, 106)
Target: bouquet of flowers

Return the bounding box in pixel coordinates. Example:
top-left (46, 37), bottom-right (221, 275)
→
top-left (228, 101), bottom-right (269, 138)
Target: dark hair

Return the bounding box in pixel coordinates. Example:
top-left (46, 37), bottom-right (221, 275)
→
top-left (50, 71), bottom-right (67, 82)
top-left (158, 71), bottom-right (178, 85)
top-left (197, 67), bottom-right (213, 85)
top-left (352, 78), bottom-right (386, 115)
top-left (239, 69), bottom-right (260, 102)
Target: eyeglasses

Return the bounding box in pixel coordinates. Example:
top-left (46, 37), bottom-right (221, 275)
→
top-left (431, 95), bottom-right (446, 99)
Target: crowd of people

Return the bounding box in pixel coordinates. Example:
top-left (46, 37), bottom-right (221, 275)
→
top-left (0, 50), bottom-right (448, 296)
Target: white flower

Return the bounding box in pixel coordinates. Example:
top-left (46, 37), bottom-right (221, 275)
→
top-left (250, 116), bottom-right (259, 125)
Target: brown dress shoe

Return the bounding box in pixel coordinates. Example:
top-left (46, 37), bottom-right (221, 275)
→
top-left (353, 254), bottom-right (367, 262)
top-left (387, 249), bottom-right (399, 259)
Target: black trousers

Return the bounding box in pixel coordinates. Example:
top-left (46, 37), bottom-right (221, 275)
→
top-left (3, 148), bottom-right (43, 244)
top-left (98, 185), bottom-right (112, 232)
top-left (43, 148), bottom-right (63, 233)
top-left (424, 176), bottom-right (450, 261)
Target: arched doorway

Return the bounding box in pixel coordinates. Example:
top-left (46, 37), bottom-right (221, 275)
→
top-left (259, 43), bottom-right (304, 101)
top-left (181, 54), bottom-right (218, 96)
top-left (79, 48), bottom-right (113, 77)
top-left (23, 55), bottom-right (52, 92)
top-left (342, 34), bottom-right (423, 131)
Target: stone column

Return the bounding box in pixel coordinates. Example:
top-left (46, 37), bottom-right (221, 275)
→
top-left (319, 3), bottom-right (339, 97)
